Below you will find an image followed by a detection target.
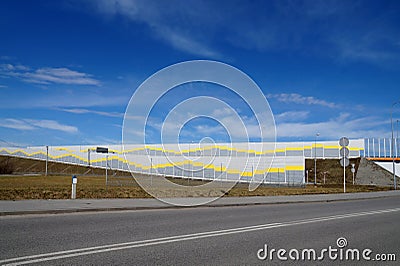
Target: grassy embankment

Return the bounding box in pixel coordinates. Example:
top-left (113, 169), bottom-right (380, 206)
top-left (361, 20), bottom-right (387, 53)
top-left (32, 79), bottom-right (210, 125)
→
top-left (0, 155), bottom-right (391, 200)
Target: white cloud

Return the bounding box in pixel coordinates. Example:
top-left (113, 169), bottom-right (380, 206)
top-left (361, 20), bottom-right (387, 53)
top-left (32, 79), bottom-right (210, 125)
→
top-left (0, 91), bottom-right (128, 109)
top-left (148, 110), bottom-right (388, 141)
top-left (58, 108), bottom-right (124, 118)
top-left (78, 0), bottom-right (400, 66)
top-left (330, 33), bottom-right (400, 66)
top-left (146, 106), bottom-right (273, 143)
top-left (27, 67), bottom-right (99, 85)
top-left (0, 118), bottom-right (78, 133)
top-left (0, 63), bottom-right (29, 71)
top-left (267, 93), bottom-right (338, 108)
top-left (0, 119), bottom-right (36, 130)
top-left (26, 119), bottom-right (78, 133)
top-left (0, 64), bottom-right (100, 85)
top-left (88, 0), bottom-right (220, 58)
top-left (275, 111), bottom-right (309, 122)
top-left (153, 26), bottom-right (219, 58)
top-left (276, 113), bottom-right (389, 139)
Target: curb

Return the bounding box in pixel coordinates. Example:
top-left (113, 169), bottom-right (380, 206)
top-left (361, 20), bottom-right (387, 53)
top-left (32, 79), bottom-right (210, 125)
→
top-left (1, 191), bottom-right (399, 216)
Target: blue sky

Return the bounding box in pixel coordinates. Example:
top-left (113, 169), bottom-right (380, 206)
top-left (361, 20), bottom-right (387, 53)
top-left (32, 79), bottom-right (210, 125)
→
top-left (1, 0), bottom-right (400, 146)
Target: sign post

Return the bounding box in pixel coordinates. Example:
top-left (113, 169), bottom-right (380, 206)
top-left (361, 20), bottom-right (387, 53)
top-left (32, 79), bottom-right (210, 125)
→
top-left (339, 137), bottom-right (350, 193)
top-left (96, 147), bottom-right (110, 187)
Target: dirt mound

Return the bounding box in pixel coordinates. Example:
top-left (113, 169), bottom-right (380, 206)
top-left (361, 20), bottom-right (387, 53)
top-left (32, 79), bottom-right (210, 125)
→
top-left (356, 158), bottom-right (394, 187)
top-left (305, 158), bottom-right (360, 184)
top-left (0, 155), bottom-right (130, 177)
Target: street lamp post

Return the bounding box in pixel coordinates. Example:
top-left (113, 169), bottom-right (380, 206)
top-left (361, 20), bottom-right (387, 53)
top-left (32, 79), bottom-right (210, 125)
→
top-left (314, 133), bottom-right (320, 185)
top-left (391, 101), bottom-right (400, 190)
top-left (397, 119), bottom-right (399, 158)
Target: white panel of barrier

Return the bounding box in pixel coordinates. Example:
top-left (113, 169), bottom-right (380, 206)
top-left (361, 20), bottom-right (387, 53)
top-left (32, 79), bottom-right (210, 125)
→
top-left (0, 139), bottom-right (367, 184)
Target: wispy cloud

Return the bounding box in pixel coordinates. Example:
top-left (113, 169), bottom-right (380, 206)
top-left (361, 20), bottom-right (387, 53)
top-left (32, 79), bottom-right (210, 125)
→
top-left (153, 26), bottom-right (219, 58)
top-left (58, 108), bottom-right (124, 118)
top-left (0, 85), bottom-right (7, 88)
top-left (86, 0), bottom-right (220, 58)
top-left (0, 90), bottom-right (128, 109)
top-left (83, 0), bottom-right (400, 66)
top-left (226, 1), bottom-right (400, 67)
top-left (0, 64), bottom-right (100, 85)
top-left (0, 119), bottom-right (36, 130)
top-left (267, 93), bottom-right (338, 108)
top-left (0, 63), bottom-right (29, 71)
top-left (146, 106), bottom-right (271, 143)
top-left (330, 32), bottom-right (400, 66)
top-left (276, 113), bottom-right (389, 139)
top-left (275, 111), bottom-right (309, 122)
top-left (0, 118), bottom-right (78, 133)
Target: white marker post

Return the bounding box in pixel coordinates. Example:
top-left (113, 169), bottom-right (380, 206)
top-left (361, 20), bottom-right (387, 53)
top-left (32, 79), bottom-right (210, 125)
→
top-left (306, 170), bottom-right (308, 184)
top-left (71, 175), bottom-right (77, 199)
top-left (351, 163), bottom-right (356, 185)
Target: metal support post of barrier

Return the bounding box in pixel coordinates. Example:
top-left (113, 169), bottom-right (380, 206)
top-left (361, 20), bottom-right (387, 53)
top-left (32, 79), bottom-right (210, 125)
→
top-left (45, 145), bottom-right (48, 176)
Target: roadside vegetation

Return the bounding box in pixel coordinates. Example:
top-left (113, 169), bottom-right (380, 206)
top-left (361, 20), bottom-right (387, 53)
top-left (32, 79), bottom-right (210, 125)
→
top-left (0, 155), bottom-right (391, 200)
top-left (0, 174), bottom-right (390, 200)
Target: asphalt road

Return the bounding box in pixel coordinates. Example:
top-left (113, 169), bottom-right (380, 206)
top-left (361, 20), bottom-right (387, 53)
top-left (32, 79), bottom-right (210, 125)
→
top-left (1, 196), bottom-right (399, 265)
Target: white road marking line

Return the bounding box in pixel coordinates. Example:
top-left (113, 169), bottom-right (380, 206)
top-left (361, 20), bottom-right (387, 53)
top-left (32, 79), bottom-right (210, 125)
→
top-left (0, 222), bottom-right (284, 264)
top-left (2, 207), bottom-right (400, 265)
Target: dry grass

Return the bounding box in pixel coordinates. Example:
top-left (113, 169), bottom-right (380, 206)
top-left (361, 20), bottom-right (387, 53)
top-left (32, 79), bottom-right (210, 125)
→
top-left (0, 155), bottom-right (391, 200)
top-left (0, 174), bottom-right (391, 200)
top-left (0, 175), bottom-right (150, 200)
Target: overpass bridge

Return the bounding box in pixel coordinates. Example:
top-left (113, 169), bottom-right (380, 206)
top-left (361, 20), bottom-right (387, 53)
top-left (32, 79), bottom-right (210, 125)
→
top-left (363, 137), bottom-right (400, 179)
